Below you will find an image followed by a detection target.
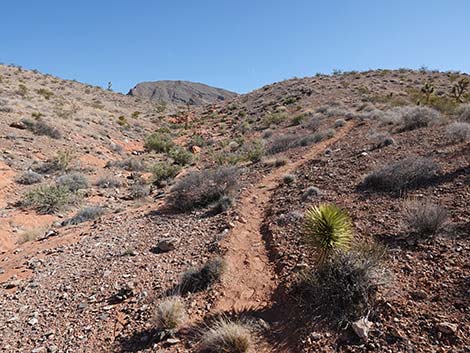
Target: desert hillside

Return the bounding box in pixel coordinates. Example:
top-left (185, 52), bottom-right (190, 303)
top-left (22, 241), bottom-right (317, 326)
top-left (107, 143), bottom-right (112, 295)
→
top-left (0, 66), bottom-right (469, 353)
top-left (128, 80), bottom-right (238, 106)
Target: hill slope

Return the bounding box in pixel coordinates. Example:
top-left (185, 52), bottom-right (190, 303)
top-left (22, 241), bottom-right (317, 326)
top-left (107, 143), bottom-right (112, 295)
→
top-left (128, 80), bottom-right (238, 106)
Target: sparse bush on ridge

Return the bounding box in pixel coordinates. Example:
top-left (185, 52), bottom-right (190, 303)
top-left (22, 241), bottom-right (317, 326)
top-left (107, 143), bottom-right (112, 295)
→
top-left (151, 162), bottom-right (180, 185)
top-left (361, 157), bottom-right (438, 192)
top-left (446, 122), bottom-right (470, 142)
top-left (56, 173), bottom-right (89, 192)
top-left (155, 297), bottom-right (186, 331)
top-left (128, 183), bottom-right (151, 199)
top-left (63, 206), bottom-right (104, 226)
top-left (16, 170), bottom-right (43, 185)
top-left (23, 184), bottom-right (78, 214)
top-left (243, 139), bottom-right (265, 163)
top-left (170, 166), bottom-right (239, 211)
top-left (180, 257), bottom-right (225, 294)
top-left (200, 319), bottom-right (252, 353)
top-left (168, 146), bottom-right (193, 165)
top-left (404, 199), bottom-right (447, 236)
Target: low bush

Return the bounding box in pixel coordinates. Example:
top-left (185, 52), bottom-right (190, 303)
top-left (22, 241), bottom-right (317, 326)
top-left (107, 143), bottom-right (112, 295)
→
top-left (398, 106), bottom-right (441, 131)
top-left (151, 162), bottom-right (180, 185)
top-left (95, 176), bottom-right (122, 188)
top-left (446, 122), bottom-right (470, 143)
top-left (168, 146), bottom-right (193, 165)
top-left (361, 157), bottom-right (438, 192)
top-left (155, 297), bottom-right (186, 331)
top-left (170, 167), bottom-right (239, 211)
top-left (145, 132), bottom-right (174, 153)
top-left (108, 158), bottom-right (146, 171)
top-left (301, 186), bottom-right (321, 200)
top-left (200, 319), bottom-right (252, 353)
top-left (369, 132), bottom-right (395, 149)
top-left (180, 257), bottom-right (225, 294)
top-left (282, 174), bottom-right (295, 185)
top-left (404, 199), bottom-right (447, 236)
top-left (23, 185), bottom-right (77, 214)
top-left (128, 183), bottom-right (151, 199)
top-left (22, 118), bottom-right (61, 139)
top-left (56, 173), bottom-right (89, 192)
top-left (334, 118), bottom-right (346, 128)
top-left (63, 206), bottom-right (104, 225)
top-left (243, 139), bottom-right (265, 163)
top-left (16, 170), bottom-right (43, 185)
top-left (297, 248), bottom-right (386, 325)
top-left (456, 103), bottom-right (470, 122)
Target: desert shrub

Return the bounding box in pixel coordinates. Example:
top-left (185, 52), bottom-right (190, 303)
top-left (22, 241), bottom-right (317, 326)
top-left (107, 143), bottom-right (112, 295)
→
top-left (63, 206), bottom-right (104, 226)
top-left (109, 158), bottom-right (145, 171)
top-left (291, 114), bottom-right (305, 126)
top-left (211, 195), bottom-right (234, 214)
top-left (16, 171), bottom-right (43, 185)
top-left (446, 122), bottom-right (470, 142)
top-left (145, 132), bottom-right (174, 152)
top-left (297, 250), bottom-right (384, 325)
top-left (334, 118), bottom-right (346, 128)
top-left (267, 134), bottom-right (299, 154)
top-left (128, 183), bottom-right (151, 199)
top-left (304, 204), bottom-right (353, 262)
top-left (131, 111), bottom-right (141, 119)
top-left (263, 157), bottom-right (288, 168)
top-left (243, 139), bottom-right (265, 163)
top-left (180, 257), bottom-right (225, 294)
top-left (200, 319), bottom-right (252, 353)
top-left (155, 297), bottom-right (186, 331)
top-left (168, 146), bottom-right (193, 165)
top-left (299, 131), bottom-right (326, 146)
top-left (22, 118), bottom-right (61, 139)
top-left (361, 157), bottom-right (438, 192)
top-left (23, 185), bottom-right (77, 214)
top-left (117, 115), bottom-right (128, 126)
top-left (32, 151), bottom-right (72, 174)
top-left (282, 174), bottom-right (295, 185)
top-left (56, 173), bottom-right (89, 192)
top-left (151, 162), bottom-right (180, 185)
top-left (263, 112), bottom-right (287, 126)
top-left (456, 103), bottom-right (470, 122)
top-left (170, 167), bottom-right (239, 211)
top-left (399, 106), bottom-right (441, 131)
top-left (95, 176), bottom-right (122, 188)
top-left (404, 199), bottom-right (447, 236)
top-left (303, 116), bottom-right (321, 131)
top-left (301, 186), bottom-right (321, 200)
top-left (189, 134), bottom-right (208, 148)
top-left (369, 132), bottom-right (395, 149)
top-left (36, 88), bottom-right (54, 100)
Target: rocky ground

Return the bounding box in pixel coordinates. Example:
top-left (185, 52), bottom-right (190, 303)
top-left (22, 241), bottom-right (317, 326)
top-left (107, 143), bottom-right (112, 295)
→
top-left (0, 66), bottom-right (469, 352)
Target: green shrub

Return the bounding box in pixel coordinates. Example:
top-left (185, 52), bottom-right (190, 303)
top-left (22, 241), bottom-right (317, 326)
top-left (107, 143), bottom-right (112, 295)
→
top-left (168, 146), bottom-right (193, 165)
top-left (151, 162), bottom-right (180, 184)
top-left (145, 132), bottom-right (174, 153)
top-left (243, 139), bottom-right (265, 163)
top-left (23, 185), bottom-right (77, 214)
top-left (36, 88), bottom-right (54, 100)
top-left (304, 204), bottom-right (353, 262)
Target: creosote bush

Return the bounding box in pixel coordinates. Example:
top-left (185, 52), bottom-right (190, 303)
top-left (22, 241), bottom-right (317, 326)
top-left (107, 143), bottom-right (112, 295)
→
top-left (180, 257), bottom-right (225, 294)
top-left (399, 106), bottom-right (441, 131)
top-left (145, 132), bottom-right (174, 153)
top-left (151, 162), bottom-right (181, 185)
top-left (155, 297), bottom-right (186, 331)
top-left (170, 167), bottom-right (239, 211)
top-left (23, 185), bottom-right (77, 214)
top-left (200, 319), bottom-right (252, 353)
top-left (362, 157), bottom-right (438, 192)
top-left (404, 199), bottom-right (447, 236)
top-left (304, 204), bottom-right (353, 262)
top-left (168, 146), bottom-right (193, 165)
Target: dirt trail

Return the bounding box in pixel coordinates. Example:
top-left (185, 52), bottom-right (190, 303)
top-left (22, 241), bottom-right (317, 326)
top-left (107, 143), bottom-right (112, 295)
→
top-left (213, 123), bottom-right (354, 351)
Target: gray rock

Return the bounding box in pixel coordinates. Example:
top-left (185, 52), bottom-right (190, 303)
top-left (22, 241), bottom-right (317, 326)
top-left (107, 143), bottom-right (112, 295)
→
top-left (352, 317), bottom-right (373, 341)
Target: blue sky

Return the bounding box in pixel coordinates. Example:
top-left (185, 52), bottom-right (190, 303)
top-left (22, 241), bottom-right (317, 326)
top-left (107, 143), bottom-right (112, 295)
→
top-left (1, 1), bottom-right (469, 93)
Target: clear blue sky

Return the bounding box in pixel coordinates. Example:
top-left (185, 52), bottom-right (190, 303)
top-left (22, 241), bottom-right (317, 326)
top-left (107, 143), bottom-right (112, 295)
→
top-left (1, 0), bottom-right (469, 93)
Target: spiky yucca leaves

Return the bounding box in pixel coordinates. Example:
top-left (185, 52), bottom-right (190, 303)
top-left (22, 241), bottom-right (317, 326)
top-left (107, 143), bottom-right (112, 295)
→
top-left (304, 204), bottom-right (353, 262)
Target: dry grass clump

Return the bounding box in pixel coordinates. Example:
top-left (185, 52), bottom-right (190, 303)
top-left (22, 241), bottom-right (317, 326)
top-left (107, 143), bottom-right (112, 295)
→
top-left (22, 118), bottom-right (61, 139)
top-left (56, 173), bottom-right (89, 192)
top-left (63, 206), bottom-right (104, 226)
top-left (155, 297), bottom-right (186, 331)
top-left (404, 199), bottom-right (447, 236)
top-left (170, 167), bottom-right (239, 211)
top-left (95, 176), bottom-right (122, 188)
top-left (368, 132), bottom-right (395, 149)
top-left (180, 257), bottom-right (225, 294)
top-left (446, 122), bottom-right (470, 142)
top-left (200, 319), bottom-right (252, 353)
top-left (16, 170), bottom-right (43, 185)
top-left (361, 157), bottom-right (438, 192)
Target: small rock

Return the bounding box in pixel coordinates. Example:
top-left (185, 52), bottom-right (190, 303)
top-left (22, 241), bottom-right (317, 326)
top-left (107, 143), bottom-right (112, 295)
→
top-left (166, 338), bottom-right (181, 344)
top-left (28, 318), bottom-right (39, 326)
top-left (436, 322), bottom-right (458, 335)
top-left (156, 238), bottom-right (177, 252)
top-left (352, 317), bottom-right (373, 341)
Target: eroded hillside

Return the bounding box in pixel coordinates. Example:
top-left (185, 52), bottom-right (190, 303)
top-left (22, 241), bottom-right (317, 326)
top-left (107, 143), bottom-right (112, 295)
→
top-left (0, 67), bottom-right (469, 353)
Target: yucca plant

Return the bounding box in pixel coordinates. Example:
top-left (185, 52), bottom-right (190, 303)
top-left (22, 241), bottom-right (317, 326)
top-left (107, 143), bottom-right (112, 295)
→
top-left (304, 204), bottom-right (353, 262)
